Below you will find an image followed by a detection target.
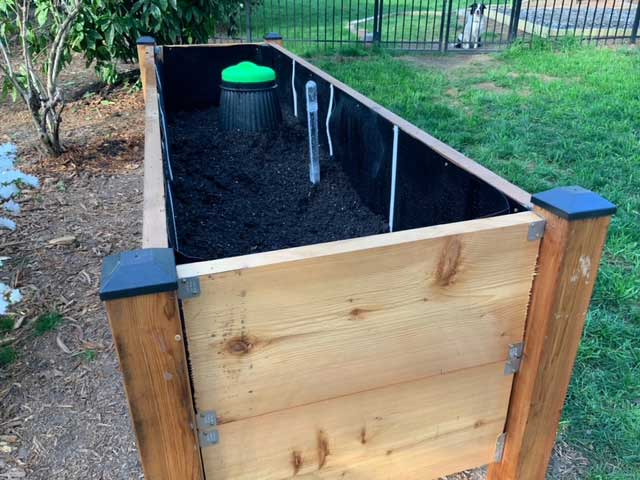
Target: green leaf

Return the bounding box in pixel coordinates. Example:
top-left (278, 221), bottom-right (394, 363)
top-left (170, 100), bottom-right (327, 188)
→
top-left (106, 24), bottom-right (114, 45)
top-left (150, 4), bottom-right (162, 19)
top-left (36, 5), bottom-right (48, 27)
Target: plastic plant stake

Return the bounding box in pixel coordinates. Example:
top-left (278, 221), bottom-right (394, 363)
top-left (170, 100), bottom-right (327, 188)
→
top-left (389, 125), bottom-right (399, 232)
top-left (306, 80), bottom-right (320, 185)
top-left (326, 84), bottom-right (334, 157)
top-left (292, 60), bottom-right (298, 117)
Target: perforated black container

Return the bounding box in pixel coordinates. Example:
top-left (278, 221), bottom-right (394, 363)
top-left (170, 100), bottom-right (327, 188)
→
top-left (220, 80), bottom-right (282, 132)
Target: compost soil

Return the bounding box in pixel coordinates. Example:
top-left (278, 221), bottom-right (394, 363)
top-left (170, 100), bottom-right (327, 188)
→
top-left (170, 107), bottom-right (388, 260)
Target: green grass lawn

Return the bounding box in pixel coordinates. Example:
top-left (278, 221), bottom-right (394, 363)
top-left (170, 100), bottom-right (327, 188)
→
top-left (313, 42), bottom-right (640, 478)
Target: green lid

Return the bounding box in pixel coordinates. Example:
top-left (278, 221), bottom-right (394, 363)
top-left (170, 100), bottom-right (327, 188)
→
top-left (222, 61), bottom-right (276, 84)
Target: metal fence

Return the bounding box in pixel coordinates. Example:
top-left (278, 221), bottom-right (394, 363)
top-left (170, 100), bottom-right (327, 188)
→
top-left (234, 0), bottom-right (640, 51)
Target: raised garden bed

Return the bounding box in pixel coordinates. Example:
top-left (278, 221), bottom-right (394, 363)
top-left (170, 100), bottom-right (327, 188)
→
top-left (100, 36), bottom-right (616, 480)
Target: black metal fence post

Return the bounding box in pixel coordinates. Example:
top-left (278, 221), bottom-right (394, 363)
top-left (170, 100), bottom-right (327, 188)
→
top-left (438, 0), bottom-right (449, 50)
top-left (246, 1), bottom-right (253, 42)
top-left (631, 0), bottom-right (640, 43)
top-left (377, 0), bottom-right (385, 44)
top-left (442, 0), bottom-right (454, 51)
top-left (508, 0), bottom-right (524, 41)
top-left (373, 0), bottom-right (383, 44)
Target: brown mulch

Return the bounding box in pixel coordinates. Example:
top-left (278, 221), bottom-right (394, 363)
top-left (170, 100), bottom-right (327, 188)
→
top-left (0, 59), bottom-right (144, 479)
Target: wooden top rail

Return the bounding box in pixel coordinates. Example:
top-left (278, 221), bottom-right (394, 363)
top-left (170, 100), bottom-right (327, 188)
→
top-left (177, 210), bottom-right (541, 279)
top-left (138, 37), bottom-right (169, 249)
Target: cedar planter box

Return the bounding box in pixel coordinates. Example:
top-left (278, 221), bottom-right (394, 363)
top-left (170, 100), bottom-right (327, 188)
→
top-left (100, 36), bottom-right (615, 480)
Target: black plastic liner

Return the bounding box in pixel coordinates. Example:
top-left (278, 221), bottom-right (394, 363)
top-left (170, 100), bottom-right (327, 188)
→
top-left (156, 44), bottom-right (523, 263)
top-left (220, 80), bottom-right (282, 132)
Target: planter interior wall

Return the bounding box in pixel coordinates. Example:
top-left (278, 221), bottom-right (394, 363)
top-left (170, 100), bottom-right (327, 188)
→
top-left (157, 44), bottom-right (525, 263)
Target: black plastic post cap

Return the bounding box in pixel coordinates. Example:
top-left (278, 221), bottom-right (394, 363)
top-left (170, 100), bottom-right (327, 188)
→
top-left (100, 248), bottom-right (177, 301)
top-left (264, 32), bottom-right (283, 41)
top-left (531, 186), bottom-right (616, 220)
top-left (137, 36), bottom-right (156, 45)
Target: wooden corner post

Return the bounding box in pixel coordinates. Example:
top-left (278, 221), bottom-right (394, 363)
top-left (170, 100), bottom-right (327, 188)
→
top-left (264, 32), bottom-right (284, 46)
top-left (100, 249), bottom-right (204, 480)
top-left (488, 186), bottom-right (616, 480)
top-left (137, 36), bottom-right (156, 103)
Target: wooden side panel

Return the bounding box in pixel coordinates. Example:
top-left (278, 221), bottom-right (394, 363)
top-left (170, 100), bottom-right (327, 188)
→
top-left (204, 362), bottom-right (511, 480)
top-left (105, 292), bottom-right (204, 480)
top-left (182, 212), bottom-right (541, 423)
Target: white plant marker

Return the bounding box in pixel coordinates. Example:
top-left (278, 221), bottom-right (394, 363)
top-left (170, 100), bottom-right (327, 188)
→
top-left (292, 60), bottom-right (298, 117)
top-left (389, 125), bottom-right (399, 232)
top-left (306, 80), bottom-right (320, 185)
top-left (326, 84), bottom-right (334, 157)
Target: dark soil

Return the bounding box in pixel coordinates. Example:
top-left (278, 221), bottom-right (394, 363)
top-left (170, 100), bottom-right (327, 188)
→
top-left (170, 108), bottom-right (388, 261)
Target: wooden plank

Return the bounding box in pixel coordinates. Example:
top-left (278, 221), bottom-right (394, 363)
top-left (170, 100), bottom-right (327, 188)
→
top-left (165, 42), bottom-right (262, 48)
top-left (182, 212), bottom-right (541, 423)
top-left (266, 43), bottom-right (532, 208)
top-left (105, 291), bottom-right (204, 480)
top-left (177, 211), bottom-right (539, 278)
top-left (487, 188), bottom-right (615, 480)
top-left (139, 42), bottom-right (168, 249)
top-left (137, 43), bottom-right (150, 102)
top-left (202, 362), bottom-right (510, 480)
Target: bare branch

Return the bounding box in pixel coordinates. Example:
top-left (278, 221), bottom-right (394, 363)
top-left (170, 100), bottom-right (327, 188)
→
top-left (0, 61), bottom-right (28, 102)
top-left (0, 36), bottom-right (28, 102)
top-left (0, 37), bottom-right (17, 80)
top-left (48, 0), bottom-right (83, 96)
top-left (17, 0), bottom-right (45, 100)
top-left (2, 0), bottom-right (82, 157)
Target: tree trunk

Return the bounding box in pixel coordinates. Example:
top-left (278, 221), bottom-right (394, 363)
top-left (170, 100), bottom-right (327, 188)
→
top-left (46, 107), bottom-right (64, 156)
top-left (33, 105), bottom-right (64, 157)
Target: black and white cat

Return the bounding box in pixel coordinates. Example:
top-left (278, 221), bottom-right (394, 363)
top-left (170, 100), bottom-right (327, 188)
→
top-left (455, 3), bottom-right (487, 49)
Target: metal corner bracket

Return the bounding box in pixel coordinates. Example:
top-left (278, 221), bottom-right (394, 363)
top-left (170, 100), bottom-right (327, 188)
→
top-left (504, 342), bottom-right (524, 375)
top-left (494, 432), bottom-right (507, 462)
top-left (527, 218), bottom-right (546, 241)
top-left (197, 410), bottom-right (219, 447)
top-left (178, 276), bottom-right (201, 300)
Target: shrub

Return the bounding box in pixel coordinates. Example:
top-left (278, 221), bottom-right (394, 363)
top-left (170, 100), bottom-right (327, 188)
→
top-left (73, 0), bottom-right (245, 83)
top-left (0, 1), bottom-right (84, 155)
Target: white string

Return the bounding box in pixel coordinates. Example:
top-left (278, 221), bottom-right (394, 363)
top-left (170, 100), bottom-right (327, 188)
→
top-left (389, 125), bottom-right (399, 232)
top-left (326, 84), bottom-right (334, 157)
top-left (292, 59), bottom-right (298, 117)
